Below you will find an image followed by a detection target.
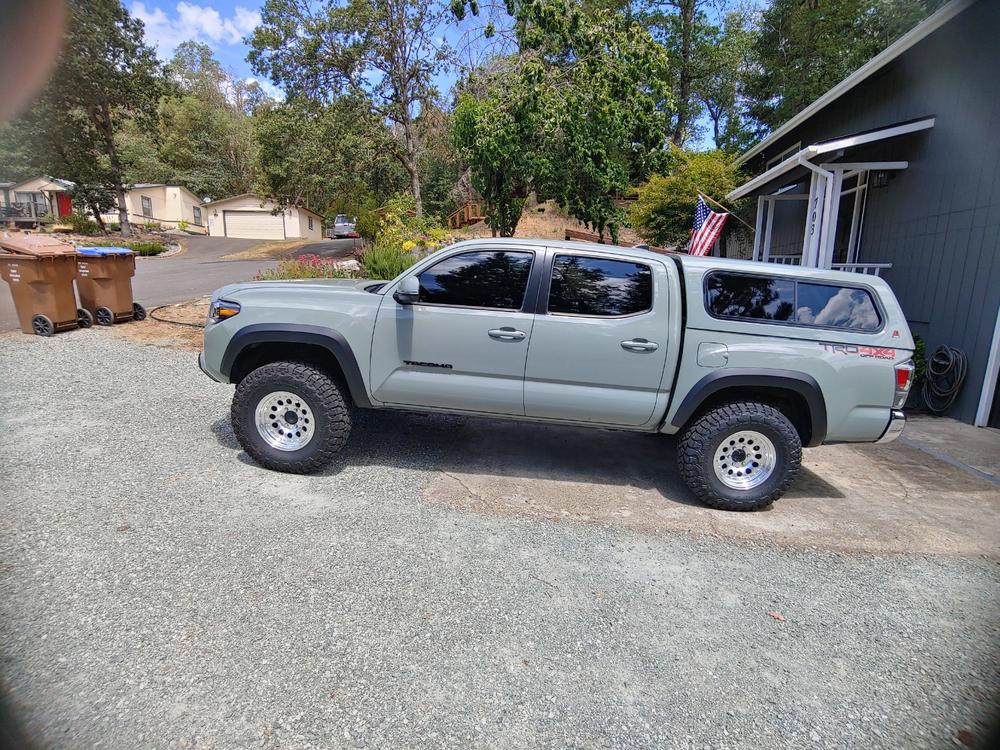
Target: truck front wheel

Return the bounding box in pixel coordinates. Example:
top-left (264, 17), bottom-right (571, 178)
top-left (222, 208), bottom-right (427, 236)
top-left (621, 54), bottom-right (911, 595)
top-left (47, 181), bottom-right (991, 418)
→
top-left (677, 402), bottom-right (801, 511)
top-left (231, 361), bottom-right (351, 473)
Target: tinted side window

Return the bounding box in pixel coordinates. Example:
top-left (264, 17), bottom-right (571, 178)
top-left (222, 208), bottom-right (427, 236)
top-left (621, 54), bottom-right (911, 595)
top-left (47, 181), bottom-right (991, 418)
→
top-left (796, 282), bottom-right (880, 331)
top-left (548, 255), bottom-right (653, 316)
top-left (706, 273), bottom-right (794, 321)
top-left (418, 251), bottom-right (533, 309)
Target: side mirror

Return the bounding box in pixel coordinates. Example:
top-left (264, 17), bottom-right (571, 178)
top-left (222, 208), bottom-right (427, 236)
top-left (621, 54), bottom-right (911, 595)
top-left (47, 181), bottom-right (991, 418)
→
top-left (393, 275), bottom-right (420, 305)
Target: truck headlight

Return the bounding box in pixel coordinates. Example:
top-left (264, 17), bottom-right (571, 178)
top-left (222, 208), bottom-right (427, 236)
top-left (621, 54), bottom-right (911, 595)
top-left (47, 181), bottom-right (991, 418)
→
top-left (209, 299), bottom-right (241, 323)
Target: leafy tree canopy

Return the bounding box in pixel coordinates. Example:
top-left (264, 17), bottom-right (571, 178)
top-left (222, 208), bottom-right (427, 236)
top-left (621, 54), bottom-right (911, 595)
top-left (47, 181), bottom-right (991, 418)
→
top-left (629, 147), bottom-right (743, 247)
top-left (747, 0), bottom-right (947, 130)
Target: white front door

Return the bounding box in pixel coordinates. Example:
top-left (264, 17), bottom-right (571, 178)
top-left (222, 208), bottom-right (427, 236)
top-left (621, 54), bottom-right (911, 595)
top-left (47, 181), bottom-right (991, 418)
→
top-left (370, 248), bottom-right (538, 415)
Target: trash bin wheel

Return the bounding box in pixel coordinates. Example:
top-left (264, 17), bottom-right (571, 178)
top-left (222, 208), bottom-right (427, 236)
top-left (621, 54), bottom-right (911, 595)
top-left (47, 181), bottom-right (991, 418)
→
top-left (32, 314), bottom-right (55, 337)
top-left (95, 306), bottom-right (114, 326)
top-left (77, 308), bottom-right (94, 328)
top-left (132, 302), bottom-right (147, 321)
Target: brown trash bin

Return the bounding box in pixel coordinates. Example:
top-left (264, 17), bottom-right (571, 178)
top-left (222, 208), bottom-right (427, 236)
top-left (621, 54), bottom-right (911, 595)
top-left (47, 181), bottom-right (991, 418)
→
top-left (75, 247), bottom-right (146, 325)
top-left (0, 235), bottom-right (83, 336)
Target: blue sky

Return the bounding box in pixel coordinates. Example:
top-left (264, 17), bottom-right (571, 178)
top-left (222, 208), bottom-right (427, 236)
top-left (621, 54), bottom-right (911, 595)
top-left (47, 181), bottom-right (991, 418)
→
top-left (129, 1), bottom-right (280, 95)
top-left (128, 1), bottom-right (505, 101)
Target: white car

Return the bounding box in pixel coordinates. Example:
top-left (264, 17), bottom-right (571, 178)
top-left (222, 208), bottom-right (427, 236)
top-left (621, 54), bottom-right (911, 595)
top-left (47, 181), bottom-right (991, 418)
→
top-left (329, 214), bottom-right (357, 238)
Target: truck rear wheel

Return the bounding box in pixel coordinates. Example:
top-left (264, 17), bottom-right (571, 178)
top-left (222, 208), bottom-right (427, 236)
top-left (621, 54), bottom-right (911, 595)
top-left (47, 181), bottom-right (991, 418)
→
top-left (677, 402), bottom-right (801, 511)
top-left (231, 361), bottom-right (351, 473)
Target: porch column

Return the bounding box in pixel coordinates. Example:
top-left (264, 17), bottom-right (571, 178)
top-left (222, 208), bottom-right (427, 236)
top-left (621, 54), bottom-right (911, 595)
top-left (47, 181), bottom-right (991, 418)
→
top-left (817, 168), bottom-right (844, 269)
top-left (752, 197), bottom-right (765, 261)
top-left (802, 172), bottom-right (827, 267)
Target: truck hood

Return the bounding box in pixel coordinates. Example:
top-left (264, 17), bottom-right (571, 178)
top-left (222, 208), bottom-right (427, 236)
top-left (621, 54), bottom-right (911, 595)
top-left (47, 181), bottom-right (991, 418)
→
top-left (212, 278), bottom-right (382, 300)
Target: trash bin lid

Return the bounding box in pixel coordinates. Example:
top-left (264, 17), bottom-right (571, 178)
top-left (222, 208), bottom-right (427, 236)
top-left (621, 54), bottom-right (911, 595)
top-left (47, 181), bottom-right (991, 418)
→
top-left (0, 234), bottom-right (76, 256)
top-left (75, 246), bottom-right (134, 256)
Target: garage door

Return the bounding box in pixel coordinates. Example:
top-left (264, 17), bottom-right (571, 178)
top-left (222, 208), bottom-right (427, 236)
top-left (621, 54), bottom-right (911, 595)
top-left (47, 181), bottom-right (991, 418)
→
top-left (223, 210), bottom-right (285, 239)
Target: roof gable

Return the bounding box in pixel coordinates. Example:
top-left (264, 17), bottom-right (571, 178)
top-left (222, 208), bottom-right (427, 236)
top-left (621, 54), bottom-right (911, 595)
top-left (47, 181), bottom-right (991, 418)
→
top-left (737, 0), bottom-right (976, 166)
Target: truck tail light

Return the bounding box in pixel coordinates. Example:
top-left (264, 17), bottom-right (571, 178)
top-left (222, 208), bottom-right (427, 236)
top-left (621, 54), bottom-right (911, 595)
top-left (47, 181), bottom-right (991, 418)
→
top-left (893, 359), bottom-right (914, 408)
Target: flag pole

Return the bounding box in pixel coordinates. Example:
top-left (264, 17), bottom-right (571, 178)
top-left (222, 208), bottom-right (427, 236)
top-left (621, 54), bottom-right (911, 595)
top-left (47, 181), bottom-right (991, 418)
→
top-left (698, 192), bottom-right (756, 233)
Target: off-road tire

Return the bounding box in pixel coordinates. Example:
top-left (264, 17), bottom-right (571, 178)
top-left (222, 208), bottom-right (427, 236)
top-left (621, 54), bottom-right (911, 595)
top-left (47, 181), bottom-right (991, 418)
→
top-left (677, 401), bottom-right (801, 511)
top-left (231, 361), bottom-right (351, 473)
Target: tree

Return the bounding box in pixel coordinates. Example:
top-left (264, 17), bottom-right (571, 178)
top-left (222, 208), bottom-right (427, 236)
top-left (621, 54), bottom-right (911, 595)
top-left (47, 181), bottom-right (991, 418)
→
top-left (629, 147), bottom-right (742, 246)
top-left (1, 79), bottom-right (120, 228)
top-left (148, 42), bottom-right (259, 199)
top-left (747, 0), bottom-right (947, 130)
top-left (453, 74), bottom-right (544, 237)
top-left (639, 0), bottom-right (710, 146)
top-left (249, 0), bottom-right (450, 216)
top-left (694, 8), bottom-right (759, 153)
top-left (454, 0), bottom-right (673, 239)
top-left (42, 0), bottom-right (162, 236)
top-left (253, 97), bottom-right (406, 217)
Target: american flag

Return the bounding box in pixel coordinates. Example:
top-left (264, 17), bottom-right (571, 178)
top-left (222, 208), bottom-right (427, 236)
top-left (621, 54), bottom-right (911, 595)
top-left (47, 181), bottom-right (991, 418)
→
top-left (687, 195), bottom-right (729, 256)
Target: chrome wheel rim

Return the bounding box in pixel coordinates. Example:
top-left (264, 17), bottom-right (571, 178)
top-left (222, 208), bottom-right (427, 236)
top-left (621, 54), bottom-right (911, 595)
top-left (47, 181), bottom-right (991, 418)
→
top-left (713, 430), bottom-right (776, 490)
top-left (255, 391), bottom-right (314, 451)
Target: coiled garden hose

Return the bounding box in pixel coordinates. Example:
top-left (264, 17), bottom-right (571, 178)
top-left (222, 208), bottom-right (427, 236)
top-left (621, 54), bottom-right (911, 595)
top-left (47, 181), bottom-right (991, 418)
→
top-left (921, 345), bottom-right (967, 415)
top-left (148, 304), bottom-right (206, 328)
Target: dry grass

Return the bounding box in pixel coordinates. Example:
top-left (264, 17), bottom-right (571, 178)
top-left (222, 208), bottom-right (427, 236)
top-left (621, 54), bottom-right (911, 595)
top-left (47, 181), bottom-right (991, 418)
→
top-left (220, 239), bottom-right (313, 260)
top-left (454, 201), bottom-right (646, 245)
top-left (108, 297), bottom-right (210, 351)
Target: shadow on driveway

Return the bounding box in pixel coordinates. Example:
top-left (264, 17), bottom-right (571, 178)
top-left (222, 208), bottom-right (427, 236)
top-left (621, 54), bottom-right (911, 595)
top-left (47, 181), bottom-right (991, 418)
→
top-left (209, 406), bottom-right (1000, 557)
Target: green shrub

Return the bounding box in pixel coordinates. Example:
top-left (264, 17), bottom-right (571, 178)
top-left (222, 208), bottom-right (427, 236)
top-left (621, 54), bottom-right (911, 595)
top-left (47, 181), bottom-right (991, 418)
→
top-left (67, 212), bottom-right (99, 235)
top-left (355, 210), bottom-right (382, 243)
top-left (80, 239), bottom-right (166, 256)
top-left (256, 254), bottom-right (354, 281)
top-left (629, 147), bottom-right (744, 247)
top-left (912, 333), bottom-right (927, 383)
top-left (108, 223), bottom-right (120, 232)
top-left (360, 242), bottom-right (418, 280)
top-left (143, 221), bottom-right (163, 232)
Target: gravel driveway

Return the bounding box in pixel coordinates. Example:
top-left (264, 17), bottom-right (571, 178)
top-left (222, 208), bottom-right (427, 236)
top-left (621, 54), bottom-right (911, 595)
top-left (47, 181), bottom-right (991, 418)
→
top-left (1, 332), bottom-right (998, 749)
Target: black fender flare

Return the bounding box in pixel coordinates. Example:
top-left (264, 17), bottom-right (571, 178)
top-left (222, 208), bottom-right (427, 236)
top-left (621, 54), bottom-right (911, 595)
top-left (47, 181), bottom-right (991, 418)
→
top-left (669, 368), bottom-right (827, 447)
top-left (220, 323), bottom-right (373, 408)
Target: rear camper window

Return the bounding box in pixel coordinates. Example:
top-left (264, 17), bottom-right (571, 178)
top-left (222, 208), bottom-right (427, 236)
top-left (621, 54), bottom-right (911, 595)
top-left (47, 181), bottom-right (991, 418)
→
top-left (705, 273), bottom-right (794, 321)
top-left (705, 272), bottom-right (881, 332)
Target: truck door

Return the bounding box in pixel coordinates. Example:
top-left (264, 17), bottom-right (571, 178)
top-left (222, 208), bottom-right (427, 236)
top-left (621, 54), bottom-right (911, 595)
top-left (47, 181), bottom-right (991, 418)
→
top-left (370, 248), bottom-right (540, 415)
top-left (523, 251), bottom-right (671, 426)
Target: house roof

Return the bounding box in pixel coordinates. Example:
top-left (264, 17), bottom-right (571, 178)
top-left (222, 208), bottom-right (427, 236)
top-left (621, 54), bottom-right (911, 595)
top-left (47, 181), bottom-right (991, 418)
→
top-left (728, 117), bottom-right (936, 200)
top-left (736, 0), bottom-right (976, 167)
top-left (203, 193), bottom-right (324, 219)
top-left (8, 175), bottom-right (75, 191)
top-left (130, 183), bottom-right (205, 202)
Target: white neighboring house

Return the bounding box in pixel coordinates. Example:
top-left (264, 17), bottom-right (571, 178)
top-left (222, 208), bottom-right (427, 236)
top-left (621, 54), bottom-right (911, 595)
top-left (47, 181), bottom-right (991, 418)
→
top-left (100, 183), bottom-right (209, 233)
top-left (203, 194), bottom-right (323, 240)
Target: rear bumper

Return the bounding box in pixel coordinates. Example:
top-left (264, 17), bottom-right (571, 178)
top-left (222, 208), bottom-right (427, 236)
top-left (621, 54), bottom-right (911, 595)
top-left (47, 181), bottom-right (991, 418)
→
top-left (876, 409), bottom-right (906, 444)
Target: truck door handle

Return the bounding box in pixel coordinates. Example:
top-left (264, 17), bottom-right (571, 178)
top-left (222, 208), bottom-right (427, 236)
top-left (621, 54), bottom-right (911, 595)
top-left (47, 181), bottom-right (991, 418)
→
top-left (488, 327), bottom-right (526, 341)
top-left (621, 339), bottom-right (658, 352)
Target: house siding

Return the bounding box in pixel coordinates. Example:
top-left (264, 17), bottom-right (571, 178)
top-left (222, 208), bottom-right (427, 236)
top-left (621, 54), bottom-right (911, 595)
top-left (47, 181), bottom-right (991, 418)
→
top-left (206, 196), bottom-right (321, 239)
top-left (745, 0), bottom-right (1000, 424)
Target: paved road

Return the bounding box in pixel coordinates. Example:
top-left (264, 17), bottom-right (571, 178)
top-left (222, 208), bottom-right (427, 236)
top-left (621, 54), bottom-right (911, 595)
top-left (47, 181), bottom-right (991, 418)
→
top-left (1, 333), bottom-right (998, 749)
top-left (0, 236), bottom-right (277, 330)
top-left (291, 238), bottom-right (361, 258)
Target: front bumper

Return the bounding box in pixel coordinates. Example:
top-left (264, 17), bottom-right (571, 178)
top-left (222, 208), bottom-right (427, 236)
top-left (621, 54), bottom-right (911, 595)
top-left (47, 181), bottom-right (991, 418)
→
top-left (199, 351), bottom-right (224, 383)
top-left (876, 409), bottom-right (906, 444)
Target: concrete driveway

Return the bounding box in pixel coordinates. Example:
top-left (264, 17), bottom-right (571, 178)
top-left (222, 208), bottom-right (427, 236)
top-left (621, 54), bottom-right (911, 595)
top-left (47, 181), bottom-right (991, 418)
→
top-left (1, 332), bottom-right (998, 749)
top-left (0, 236), bottom-right (276, 331)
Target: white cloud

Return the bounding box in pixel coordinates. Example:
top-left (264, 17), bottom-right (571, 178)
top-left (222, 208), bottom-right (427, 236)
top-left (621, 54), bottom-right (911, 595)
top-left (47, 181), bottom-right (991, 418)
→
top-left (243, 76), bottom-right (285, 101)
top-left (131, 2), bottom-right (261, 58)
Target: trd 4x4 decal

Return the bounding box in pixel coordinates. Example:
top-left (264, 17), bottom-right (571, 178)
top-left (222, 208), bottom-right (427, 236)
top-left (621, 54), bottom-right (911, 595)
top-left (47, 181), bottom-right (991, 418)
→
top-left (819, 343), bottom-right (896, 360)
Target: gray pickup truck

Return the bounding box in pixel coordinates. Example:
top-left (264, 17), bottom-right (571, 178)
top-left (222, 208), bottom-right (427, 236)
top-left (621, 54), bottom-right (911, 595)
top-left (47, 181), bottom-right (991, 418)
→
top-left (200, 239), bottom-right (914, 511)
